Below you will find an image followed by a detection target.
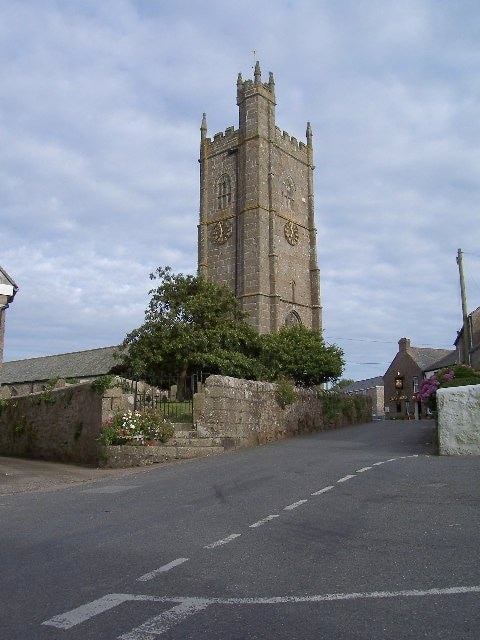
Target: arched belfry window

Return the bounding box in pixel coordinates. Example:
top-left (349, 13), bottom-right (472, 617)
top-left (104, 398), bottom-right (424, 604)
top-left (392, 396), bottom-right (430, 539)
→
top-left (217, 174), bottom-right (232, 210)
top-left (285, 310), bottom-right (302, 327)
top-left (283, 176), bottom-right (295, 210)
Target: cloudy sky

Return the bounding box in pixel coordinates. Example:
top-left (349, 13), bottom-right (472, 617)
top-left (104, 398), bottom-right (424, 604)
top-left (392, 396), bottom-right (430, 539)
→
top-left (2, 0), bottom-right (480, 381)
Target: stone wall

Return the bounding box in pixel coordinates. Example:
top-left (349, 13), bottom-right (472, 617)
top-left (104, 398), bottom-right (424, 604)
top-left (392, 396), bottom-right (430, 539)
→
top-left (437, 384), bottom-right (480, 455)
top-left (193, 375), bottom-right (372, 449)
top-left (0, 382), bottom-right (130, 465)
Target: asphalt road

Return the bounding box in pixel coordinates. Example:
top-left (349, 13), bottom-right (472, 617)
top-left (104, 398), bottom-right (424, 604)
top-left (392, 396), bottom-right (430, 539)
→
top-left (1, 419), bottom-right (479, 639)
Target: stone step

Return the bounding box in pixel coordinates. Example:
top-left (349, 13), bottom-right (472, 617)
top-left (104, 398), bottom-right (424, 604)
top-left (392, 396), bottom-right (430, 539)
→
top-left (171, 430), bottom-right (197, 439)
top-left (172, 423), bottom-right (194, 433)
top-left (102, 444), bottom-right (225, 468)
top-left (168, 437), bottom-right (221, 448)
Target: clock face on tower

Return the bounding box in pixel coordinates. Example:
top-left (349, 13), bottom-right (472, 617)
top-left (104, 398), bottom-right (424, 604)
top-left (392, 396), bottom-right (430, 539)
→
top-left (284, 220), bottom-right (299, 246)
top-left (212, 220), bottom-right (232, 244)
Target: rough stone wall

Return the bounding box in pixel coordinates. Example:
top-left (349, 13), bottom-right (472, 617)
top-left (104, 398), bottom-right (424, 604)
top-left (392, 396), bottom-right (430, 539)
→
top-left (437, 384), bottom-right (480, 455)
top-left (194, 376), bottom-right (372, 449)
top-left (0, 383), bottom-right (130, 465)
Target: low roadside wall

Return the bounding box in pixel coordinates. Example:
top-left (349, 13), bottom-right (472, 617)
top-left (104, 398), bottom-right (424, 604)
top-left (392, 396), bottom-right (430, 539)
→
top-left (0, 375), bottom-right (372, 467)
top-left (437, 384), bottom-right (480, 455)
top-left (193, 375), bottom-right (372, 449)
top-left (0, 382), bottom-right (130, 465)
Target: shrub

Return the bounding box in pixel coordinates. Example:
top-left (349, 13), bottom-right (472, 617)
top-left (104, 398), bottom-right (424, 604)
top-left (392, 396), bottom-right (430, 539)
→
top-left (99, 408), bottom-right (174, 445)
top-left (416, 364), bottom-right (480, 411)
top-left (275, 376), bottom-right (298, 408)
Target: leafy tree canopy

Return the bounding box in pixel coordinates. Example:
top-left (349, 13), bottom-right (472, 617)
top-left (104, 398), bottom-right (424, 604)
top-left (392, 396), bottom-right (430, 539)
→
top-left (332, 378), bottom-right (355, 390)
top-left (122, 267), bottom-right (344, 389)
top-left (259, 324), bottom-right (344, 386)
top-left (122, 266), bottom-right (262, 385)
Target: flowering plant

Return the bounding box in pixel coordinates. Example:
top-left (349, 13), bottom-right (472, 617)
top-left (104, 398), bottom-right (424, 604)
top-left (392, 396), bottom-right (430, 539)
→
top-left (99, 408), bottom-right (174, 445)
top-left (416, 364), bottom-right (480, 411)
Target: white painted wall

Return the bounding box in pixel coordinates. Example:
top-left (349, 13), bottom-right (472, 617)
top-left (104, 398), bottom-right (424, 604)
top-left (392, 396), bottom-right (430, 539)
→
top-left (437, 384), bottom-right (480, 455)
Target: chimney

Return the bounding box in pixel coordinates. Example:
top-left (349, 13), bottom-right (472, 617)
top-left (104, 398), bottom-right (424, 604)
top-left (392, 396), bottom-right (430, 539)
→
top-left (398, 338), bottom-right (411, 353)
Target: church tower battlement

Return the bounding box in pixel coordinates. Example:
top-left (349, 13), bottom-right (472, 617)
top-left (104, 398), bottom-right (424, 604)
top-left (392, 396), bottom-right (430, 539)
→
top-left (198, 62), bottom-right (322, 334)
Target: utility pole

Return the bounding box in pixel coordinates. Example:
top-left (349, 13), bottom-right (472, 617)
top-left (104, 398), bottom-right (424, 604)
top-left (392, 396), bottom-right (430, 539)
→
top-left (456, 248), bottom-right (471, 365)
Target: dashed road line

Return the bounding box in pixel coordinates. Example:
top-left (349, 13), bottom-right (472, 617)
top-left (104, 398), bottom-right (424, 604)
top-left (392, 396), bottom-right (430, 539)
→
top-left (337, 474), bottom-right (356, 483)
top-left (204, 533), bottom-right (241, 549)
top-left (311, 485), bottom-right (334, 496)
top-left (249, 515), bottom-right (279, 528)
top-left (284, 499), bottom-right (308, 511)
top-left (137, 558), bottom-right (189, 582)
top-left (113, 456), bottom-right (425, 586)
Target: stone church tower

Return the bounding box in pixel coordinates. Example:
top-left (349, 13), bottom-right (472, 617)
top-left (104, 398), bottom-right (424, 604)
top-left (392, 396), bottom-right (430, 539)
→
top-left (198, 62), bottom-right (322, 334)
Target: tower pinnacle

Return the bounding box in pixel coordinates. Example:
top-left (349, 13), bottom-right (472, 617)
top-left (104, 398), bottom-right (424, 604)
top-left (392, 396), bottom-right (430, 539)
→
top-left (254, 60), bottom-right (261, 84)
top-left (200, 113), bottom-right (207, 141)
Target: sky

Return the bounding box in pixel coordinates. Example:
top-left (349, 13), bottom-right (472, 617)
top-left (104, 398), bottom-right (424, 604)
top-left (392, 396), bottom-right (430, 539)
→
top-left (2, 0), bottom-right (480, 382)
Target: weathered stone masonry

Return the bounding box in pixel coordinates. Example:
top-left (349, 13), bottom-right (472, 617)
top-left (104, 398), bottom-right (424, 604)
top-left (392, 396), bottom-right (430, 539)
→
top-left (194, 376), bottom-right (372, 449)
top-left (198, 62), bottom-right (322, 334)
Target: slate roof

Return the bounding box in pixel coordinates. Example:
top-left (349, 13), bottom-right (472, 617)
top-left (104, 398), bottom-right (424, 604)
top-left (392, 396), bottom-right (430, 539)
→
top-left (2, 346), bottom-right (124, 384)
top-left (423, 350), bottom-right (458, 374)
top-left (408, 347), bottom-right (455, 371)
top-left (341, 376), bottom-right (384, 393)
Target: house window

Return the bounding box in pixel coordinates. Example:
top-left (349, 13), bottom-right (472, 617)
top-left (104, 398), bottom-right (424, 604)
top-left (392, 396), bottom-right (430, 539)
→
top-left (217, 174), bottom-right (232, 209)
top-left (412, 376), bottom-right (419, 393)
top-left (396, 401), bottom-right (402, 413)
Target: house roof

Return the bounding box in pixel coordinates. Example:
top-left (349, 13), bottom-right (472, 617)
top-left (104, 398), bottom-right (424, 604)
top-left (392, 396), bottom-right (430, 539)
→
top-left (408, 347), bottom-right (455, 371)
top-left (341, 376), bottom-right (384, 393)
top-left (2, 346), bottom-right (124, 384)
top-left (0, 266), bottom-right (18, 302)
top-left (423, 350), bottom-right (458, 374)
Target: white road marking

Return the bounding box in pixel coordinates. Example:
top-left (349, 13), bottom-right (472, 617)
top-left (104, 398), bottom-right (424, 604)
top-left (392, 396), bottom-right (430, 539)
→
top-left (372, 461), bottom-right (385, 466)
top-left (284, 499), bottom-right (308, 511)
top-left (311, 485), bottom-right (334, 496)
top-left (385, 458), bottom-right (398, 462)
top-left (137, 558), bottom-right (189, 582)
top-left (204, 533), bottom-right (241, 549)
top-left (43, 585), bottom-right (480, 632)
top-left (42, 593), bottom-right (133, 629)
top-left (337, 474), bottom-right (355, 483)
top-left (119, 598), bottom-right (210, 640)
top-left (356, 467), bottom-right (372, 473)
top-left (249, 515), bottom-right (279, 528)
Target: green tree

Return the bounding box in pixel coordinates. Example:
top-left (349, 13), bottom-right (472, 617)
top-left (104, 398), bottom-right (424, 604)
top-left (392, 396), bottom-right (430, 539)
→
top-left (332, 378), bottom-right (355, 390)
top-left (122, 267), bottom-right (263, 393)
top-left (259, 324), bottom-right (344, 386)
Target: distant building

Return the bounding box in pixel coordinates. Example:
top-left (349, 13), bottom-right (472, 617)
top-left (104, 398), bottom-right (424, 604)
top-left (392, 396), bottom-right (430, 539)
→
top-left (0, 266), bottom-right (18, 384)
top-left (454, 307), bottom-right (480, 369)
top-left (384, 338), bottom-right (455, 419)
top-left (1, 346), bottom-right (123, 397)
top-left (340, 376), bottom-right (384, 419)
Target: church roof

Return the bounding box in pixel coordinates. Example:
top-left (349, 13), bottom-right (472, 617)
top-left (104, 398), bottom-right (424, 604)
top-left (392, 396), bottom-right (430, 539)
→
top-left (2, 346), bottom-right (123, 384)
